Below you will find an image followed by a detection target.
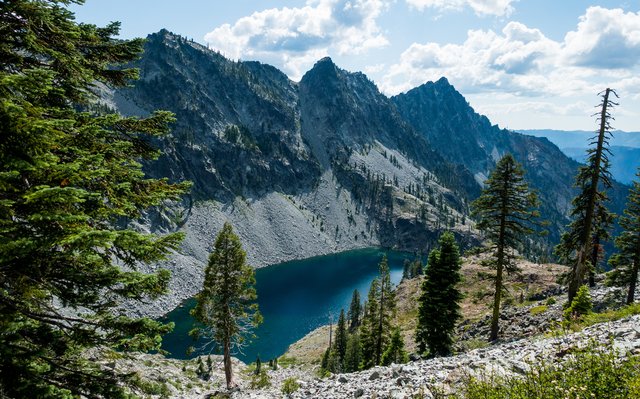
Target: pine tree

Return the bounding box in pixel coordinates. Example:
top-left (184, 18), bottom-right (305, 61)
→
top-left (374, 255), bottom-right (396, 365)
top-left (556, 89), bottom-right (617, 303)
top-left (381, 328), bottom-right (408, 366)
top-left (191, 222), bottom-right (263, 389)
top-left (333, 309), bottom-right (348, 371)
top-left (415, 232), bottom-right (462, 356)
top-left (608, 170), bottom-right (640, 304)
top-left (563, 285), bottom-right (593, 320)
top-left (0, 1), bottom-right (190, 396)
top-left (588, 202), bottom-right (615, 287)
top-left (344, 332), bottom-right (363, 372)
top-left (347, 289), bottom-right (362, 332)
top-left (360, 281), bottom-right (380, 368)
top-left (471, 154), bottom-right (543, 341)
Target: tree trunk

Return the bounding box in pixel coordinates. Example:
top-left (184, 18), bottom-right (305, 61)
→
top-left (627, 248), bottom-right (640, 305)
top-left (490, 251), bottom-right (504, 342)
top-left (588, 235), bottom-right (600, 287)
top-left (224, 338), bottom-right (234, 389)
top-left (569, 88), bottom-right (611, 303)
top-left (375, 288), bottom-right (385, 365)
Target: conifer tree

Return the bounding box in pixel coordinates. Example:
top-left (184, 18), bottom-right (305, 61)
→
top-left (347, 289), bottom-right (362, 332)
top-left (608, 170), bottom-right (640, 304)
top-left (556, 89), bottom-right (617, 303)
top-left (381, 328), bottom-right (408, 366)
top-left (471, 154), bottom-right (542, 341)
top-left (191, 222), bottom-right (262, 389)
top-left (344, 332), bottom-right (363, 372)
top-left (374, 255), bottom-right (396, 365)
top-left (415, 232), bottom-right (462, 356)
top-left (360, 280), bottom-right (380, 368)
top-left (333, 309), bottom-right (348, 371)
top-left (0, 1), bottom-right (190, 396)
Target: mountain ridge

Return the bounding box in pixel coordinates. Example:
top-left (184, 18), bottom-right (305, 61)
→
top-left (104, 29), bottom-right (628, 316)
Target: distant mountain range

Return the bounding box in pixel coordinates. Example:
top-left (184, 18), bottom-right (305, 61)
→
top-left (520, 129), bottom-right (640, 184)
top-left (101, 30), bottom-right (629, 315)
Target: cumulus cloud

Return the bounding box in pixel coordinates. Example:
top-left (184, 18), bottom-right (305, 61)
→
top-left (380, 7), bottom-right (640, 98)
top-left (381, 21), bottom-right (560, 95)
top-left (405, 0), bottom-right (516, 16)
top-left (204, 0), bottom-right (389, 80)
top-left (563, 6), bottom-right (640, 69)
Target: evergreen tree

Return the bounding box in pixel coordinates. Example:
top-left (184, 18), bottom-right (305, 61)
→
top-left (563, 285), bottom-right (593, 320)
top-left (381, 328), bottom-right (408, 366)
top-left (344, 332), bottom-right (363, 372)
top-left (556, 89), bottom-right (617, 303)
top-left (0, 1), bottom-right (190, 396)
top-left (608, 170), bottom-right (640, 304)
top-left (321, 347), bottom-right (331, 371)
top-left (255, 355), bottom-right (262, 375)
top-left (415, 232), bottom-right (462, 356)
top-left (333, 309), bottom-right (348, 371)
top-left (360, 281), bottom-right (380, 368)
top-left (471, 154), bottom-right (542, 341)
top-left (191, 222), bottom-right (262, 389)
top-left (588, 202), bottom-right (615, 287)
top-left (347, 289), bottom-right (362, 332)
top-left (374, 255), bottom-right (396, 365)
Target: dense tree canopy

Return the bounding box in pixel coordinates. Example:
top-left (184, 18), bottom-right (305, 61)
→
top-left (0, 1), bottom-right (189, 397)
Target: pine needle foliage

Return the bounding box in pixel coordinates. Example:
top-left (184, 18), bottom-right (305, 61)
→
top-left (608, 169), bottom-right (640, 304)
top-left (190, 222), bottom-right (262, 389)
top-left (471, 154), bottom-right (543, 341)
top-left (415, 231), bottom-right (462, 357)
top-left (0, 1), bottom-right (190, 397)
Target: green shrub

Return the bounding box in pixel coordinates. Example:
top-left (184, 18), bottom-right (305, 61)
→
top-left (250, 371), bottom-right (271, 389)
top-left (563, 285), bottom-right (592, 321)
top-left (456, 342), bottom-right (640, 399)
top-left (529, 305), bottom-right (548, 315)
top-left (281, 377), bottom-right (300, 395)
top-left (545, 297), bottom-right (556, 306)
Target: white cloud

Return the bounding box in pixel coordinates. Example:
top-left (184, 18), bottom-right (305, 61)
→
top-left (380, 21), bottom-right (560, 95)
top-left (204, 0), bottom-right (389, 80)
top-left (405, 0), bottom-right (516, 16)
top-left (563, 6), bottom-right (640, 69)
top-left (380, 7), bottom-right (640, 98)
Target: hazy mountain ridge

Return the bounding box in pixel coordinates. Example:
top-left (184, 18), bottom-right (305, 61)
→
top-left (521, 129), bottom-right (640, 184)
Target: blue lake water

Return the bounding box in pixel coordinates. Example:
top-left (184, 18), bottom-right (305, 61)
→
top-left (159, 247), bottom-right (411, 363)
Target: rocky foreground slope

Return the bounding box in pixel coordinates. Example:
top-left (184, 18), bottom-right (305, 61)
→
top-left (122, 312), bottom-right (640, 399)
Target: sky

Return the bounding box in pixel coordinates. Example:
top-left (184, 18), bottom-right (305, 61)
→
top-left (71, 1), bottom-right (640, 131)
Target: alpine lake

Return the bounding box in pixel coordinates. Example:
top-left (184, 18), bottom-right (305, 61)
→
top-left (159, 248), bottom-right (412, 363)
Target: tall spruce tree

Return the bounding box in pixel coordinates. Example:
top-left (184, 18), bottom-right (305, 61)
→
top-left (556, 89), bottom-right (617, 303)
top-left (333, 309), bottom-right (348, 371)
top-left (191, 223), bottom-right (262, 389)
top-left (0, 1), bottom-right (189, 397)
top-left (471, 154), bottom-right (542, 341)
top-left (343, 332), bottom-right (363, 372)
top-left (374, 255), bottom-right (396, 365)
top-left (360, 280), bottom-right (380, 368)
top-left (608, 169), bottom-right (640, 304)
top-left (415, 232), bottom-right (462, 356)
top-left (381, 327), bottom-right (408, 366)
top-left (347, 289), bottom-right (361, 332)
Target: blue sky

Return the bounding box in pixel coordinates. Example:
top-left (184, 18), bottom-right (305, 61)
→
top-left (72, 1), bottom-right (640, 131)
